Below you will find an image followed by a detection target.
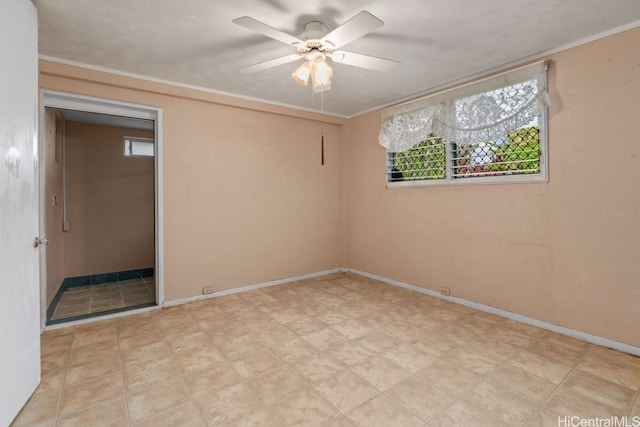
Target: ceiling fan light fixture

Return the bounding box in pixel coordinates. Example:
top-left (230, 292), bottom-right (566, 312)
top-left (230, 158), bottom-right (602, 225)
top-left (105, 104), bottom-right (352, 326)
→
top-left (312, 58), bottom-right (332, 89)
top-left (292, 54), bottom-right (332, 90)
top-left (292, 61), bottom-right (313, 85)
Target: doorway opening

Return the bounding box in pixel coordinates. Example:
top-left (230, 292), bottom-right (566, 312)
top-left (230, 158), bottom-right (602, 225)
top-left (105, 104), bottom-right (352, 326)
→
top-left (39, 90), bottom-right (164, 327)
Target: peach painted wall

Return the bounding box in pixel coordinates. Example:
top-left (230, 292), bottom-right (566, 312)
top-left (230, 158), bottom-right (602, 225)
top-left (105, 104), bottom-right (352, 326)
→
top-left (39, 26), bottom-right (639, 346)
top-left (344, 27), bottom-right (640, 347)
top-left (63, 121), bottom-right (154, 278)
top-left (39, 60), bottom-right (345, 301)
top-left (44, 109), bottom-right (65, 306)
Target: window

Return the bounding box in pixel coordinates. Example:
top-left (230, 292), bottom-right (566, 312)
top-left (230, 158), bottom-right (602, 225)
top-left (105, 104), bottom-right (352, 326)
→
top-left (124, 137), bottom-right (154, 157)
top-left (388, 134), bottom-right (445, 182)
top-left (380, 62), bottom-right (548, 186)
top-left (452, 125), bottom-right (540, 178)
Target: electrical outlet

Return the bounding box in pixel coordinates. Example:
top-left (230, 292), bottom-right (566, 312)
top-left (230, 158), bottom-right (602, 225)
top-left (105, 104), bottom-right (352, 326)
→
top-left (440, 288), bottom-right (451, 296)
top-left (202, 286), bottom-right (216, 295)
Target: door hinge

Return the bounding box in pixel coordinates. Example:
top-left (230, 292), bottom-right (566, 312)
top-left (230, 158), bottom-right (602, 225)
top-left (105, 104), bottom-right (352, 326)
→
top-left (33, 237), bottom-right (48, 247)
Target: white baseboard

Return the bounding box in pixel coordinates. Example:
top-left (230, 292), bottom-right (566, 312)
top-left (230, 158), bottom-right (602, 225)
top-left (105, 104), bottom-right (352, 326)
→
top-left (347, 268), bottom-right (640, 357)
top-left (71, 265), bottom-right (636, 357)
top-left (41, 268), bottom-right (342, 330)
top-left (163, 268), bottom-right (343, 307)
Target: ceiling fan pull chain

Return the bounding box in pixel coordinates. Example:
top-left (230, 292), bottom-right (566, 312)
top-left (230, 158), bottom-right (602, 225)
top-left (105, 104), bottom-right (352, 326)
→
top-left (321, 88), bottom-right (325, 165)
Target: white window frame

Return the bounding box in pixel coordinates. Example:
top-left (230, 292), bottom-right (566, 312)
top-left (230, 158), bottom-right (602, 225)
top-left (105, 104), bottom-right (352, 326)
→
top-left (124, 136), bottom-right (155, 158)
top-left (383, 62), bottom-right (548, 187)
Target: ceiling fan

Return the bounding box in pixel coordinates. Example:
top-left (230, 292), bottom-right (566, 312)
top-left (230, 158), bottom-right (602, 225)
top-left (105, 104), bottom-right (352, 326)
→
top-left (233, 11), bottom-right (399, 92)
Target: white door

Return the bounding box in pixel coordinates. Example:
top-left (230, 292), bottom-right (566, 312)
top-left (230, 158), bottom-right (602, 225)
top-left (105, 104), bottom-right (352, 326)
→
top-left (0, 1), bottom-right (41, 425)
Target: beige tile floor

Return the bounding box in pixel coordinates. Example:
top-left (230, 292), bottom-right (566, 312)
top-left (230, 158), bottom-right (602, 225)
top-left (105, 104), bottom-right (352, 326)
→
top-left (14, 273), bottom-right (640, 426)
top-left (51, 278), bottom-right (156, 321)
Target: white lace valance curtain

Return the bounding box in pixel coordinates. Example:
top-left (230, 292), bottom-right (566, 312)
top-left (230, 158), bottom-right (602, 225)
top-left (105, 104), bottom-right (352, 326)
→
top-left (379, 61), bottom-right (549, 153)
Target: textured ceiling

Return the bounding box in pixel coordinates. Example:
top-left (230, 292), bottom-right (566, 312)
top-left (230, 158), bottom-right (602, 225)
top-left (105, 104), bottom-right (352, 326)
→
top-left (34, 0), bottom-right (640, 117)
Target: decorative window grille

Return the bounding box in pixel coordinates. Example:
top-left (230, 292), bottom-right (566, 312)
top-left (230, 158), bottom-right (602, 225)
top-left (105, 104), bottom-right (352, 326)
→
top-left (124, 137), bottom-right (154, 157)
top-left (379, 61), bottom-right (549, 186)
top-left (387, 134), bottom-right (445, 182)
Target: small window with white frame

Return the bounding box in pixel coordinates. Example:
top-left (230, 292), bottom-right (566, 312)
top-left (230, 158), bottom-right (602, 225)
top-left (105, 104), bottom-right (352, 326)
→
top-left (123, 137), bottom-right (154, 158)
top-left (380, 61), bottom-right (549, 186)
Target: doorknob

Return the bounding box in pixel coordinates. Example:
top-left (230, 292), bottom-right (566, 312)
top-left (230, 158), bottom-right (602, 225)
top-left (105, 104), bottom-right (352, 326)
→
top-left (34, 237), bottom-right (48, 247)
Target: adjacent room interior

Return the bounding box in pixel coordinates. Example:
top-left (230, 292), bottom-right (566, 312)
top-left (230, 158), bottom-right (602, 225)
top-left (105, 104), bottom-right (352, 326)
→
top-left (43, 108), bottom-right (157, 324)
top-left (6, 1), bottom-right (640, 426)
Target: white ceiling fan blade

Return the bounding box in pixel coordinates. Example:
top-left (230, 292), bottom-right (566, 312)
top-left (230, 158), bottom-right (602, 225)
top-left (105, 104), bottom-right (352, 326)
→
top-left (233, 16), bottom-right (303, 46)
top-left (329, 51), bottom-right (399, 72)
top-left (321, 11), bottom-right (383, 49)
top-left (239, 54), bottom-right (302, 73)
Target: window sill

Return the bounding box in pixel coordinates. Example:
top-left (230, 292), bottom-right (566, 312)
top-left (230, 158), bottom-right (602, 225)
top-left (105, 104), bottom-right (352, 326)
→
top-left (385, 173), bottom-right (548, 188)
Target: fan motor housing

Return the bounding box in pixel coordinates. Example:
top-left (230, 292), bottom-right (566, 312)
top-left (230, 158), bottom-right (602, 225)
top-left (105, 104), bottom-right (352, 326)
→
top-left (300, 21), bottom-right (327, 39)
top-left (297, 21), bottom-right (334, 53)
